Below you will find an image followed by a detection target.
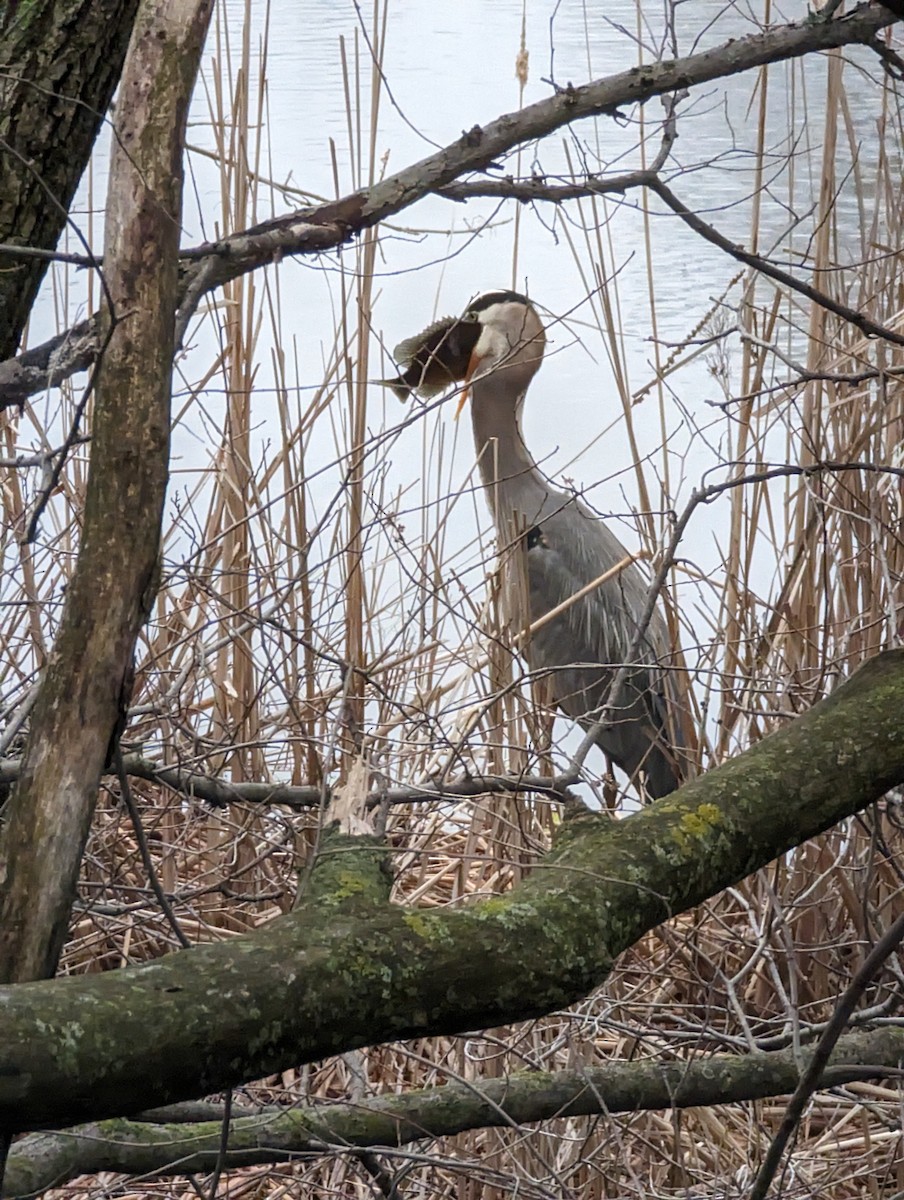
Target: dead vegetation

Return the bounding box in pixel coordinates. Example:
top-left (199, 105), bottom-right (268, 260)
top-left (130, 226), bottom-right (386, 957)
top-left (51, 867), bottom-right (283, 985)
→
top-left (1, 0), bottom-right (904, 1196)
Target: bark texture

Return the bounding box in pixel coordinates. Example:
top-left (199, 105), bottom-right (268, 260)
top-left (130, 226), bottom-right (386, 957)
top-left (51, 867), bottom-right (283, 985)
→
top-left (6, 1024), bottom-right (904, 1196)
top-left (0, 0), bottom-right (140, 359)
top-left (0, 0), bottom-right (213, 984)
top-left (0, 2), bottom-right (898, 407)
top-left (0, 650), bottom-right (901, 1130)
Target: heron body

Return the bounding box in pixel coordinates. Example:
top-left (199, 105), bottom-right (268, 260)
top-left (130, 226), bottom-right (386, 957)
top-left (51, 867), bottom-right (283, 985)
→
top-left (388, 290), bottom-right (681, 798)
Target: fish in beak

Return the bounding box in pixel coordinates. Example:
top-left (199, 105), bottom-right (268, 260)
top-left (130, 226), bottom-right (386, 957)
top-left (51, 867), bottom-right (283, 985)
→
top-left (381, 314), bottom-right (481, 402)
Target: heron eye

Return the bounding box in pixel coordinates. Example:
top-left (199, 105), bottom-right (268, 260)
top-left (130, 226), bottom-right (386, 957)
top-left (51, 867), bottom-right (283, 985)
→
top-left (464, 309), bottom-right (479, 322)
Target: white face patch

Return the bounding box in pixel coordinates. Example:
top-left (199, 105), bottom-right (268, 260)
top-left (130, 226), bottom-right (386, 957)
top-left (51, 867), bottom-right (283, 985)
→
top-left (473, 302), bottom-right (525, 377)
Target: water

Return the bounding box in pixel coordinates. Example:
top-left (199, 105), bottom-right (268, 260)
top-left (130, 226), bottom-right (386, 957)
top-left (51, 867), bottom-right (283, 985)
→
top-left (4, 0), bottom-right (893, 789)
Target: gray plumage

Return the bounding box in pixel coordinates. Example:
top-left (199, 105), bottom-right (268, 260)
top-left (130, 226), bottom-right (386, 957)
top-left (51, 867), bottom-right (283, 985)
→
top-left (390, 290), bottom-right (681, 798)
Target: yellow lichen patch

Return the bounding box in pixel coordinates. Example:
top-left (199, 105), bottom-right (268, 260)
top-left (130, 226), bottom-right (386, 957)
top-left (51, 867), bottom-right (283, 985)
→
top-left (672, 803), bottom-right (723, 852)
top-left (402, 911), bottom-right (435, 939)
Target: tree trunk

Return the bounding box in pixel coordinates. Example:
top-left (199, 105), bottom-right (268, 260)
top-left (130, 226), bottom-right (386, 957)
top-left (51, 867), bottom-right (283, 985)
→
top-left (0, 0), bottom-right (213, 984)
top-left (0, 0), bottom-right (141, 360)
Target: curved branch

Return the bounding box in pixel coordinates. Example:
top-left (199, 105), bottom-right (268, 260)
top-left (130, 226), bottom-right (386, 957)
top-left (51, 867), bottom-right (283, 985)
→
top-left (6, 1024), bottom-right (904, 1196)
top-left (646, 176), bottom-right (904, 348)
top-left (442, 168), bottom-right (904, 353)
top-left (0, 2), bottom-right (896, 408)
top-left (0, 649), bottom-right (902, 1131)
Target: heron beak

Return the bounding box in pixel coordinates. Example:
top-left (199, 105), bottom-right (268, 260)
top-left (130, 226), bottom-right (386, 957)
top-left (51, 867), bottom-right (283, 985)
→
top-left (454, 348), bottom-right (482, 419)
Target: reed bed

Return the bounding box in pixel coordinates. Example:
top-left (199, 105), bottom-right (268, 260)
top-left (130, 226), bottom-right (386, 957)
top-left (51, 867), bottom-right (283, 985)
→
top-left (1, 1), bottom-right (903, 1197)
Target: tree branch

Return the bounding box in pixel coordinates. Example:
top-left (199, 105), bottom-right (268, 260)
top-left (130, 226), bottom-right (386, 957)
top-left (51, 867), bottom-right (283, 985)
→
top-left (0, 2), bottom-right (897, 408)
top-left (0, 649), bottom-right (902, 1131)
top-left (646, 175), bottom-right (904, 348)
top-left (6, 1024), bottom-right (904, 1196)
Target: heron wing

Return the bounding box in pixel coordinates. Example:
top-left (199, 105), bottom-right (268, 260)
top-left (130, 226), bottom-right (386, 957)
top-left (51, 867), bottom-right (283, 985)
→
top-left (518, 497), bottom-right (679, 794)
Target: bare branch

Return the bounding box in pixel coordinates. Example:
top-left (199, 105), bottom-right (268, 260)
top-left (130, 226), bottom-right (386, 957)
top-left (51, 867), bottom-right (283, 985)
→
top-left (0, 435), bottom-right (89, 469)
top-left (749, 910), bottom-right (904, 1200)
top-left (646, 175), bottom-right (904, 349)
top-left (0, 3), bottom-right (896, 408)
top-left (7, 1028), bottom-right (904, 1194)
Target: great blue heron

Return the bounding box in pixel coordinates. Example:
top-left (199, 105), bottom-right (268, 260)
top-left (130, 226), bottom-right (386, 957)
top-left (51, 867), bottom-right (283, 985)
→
top-left (386, 289), bottom-right (681, 798)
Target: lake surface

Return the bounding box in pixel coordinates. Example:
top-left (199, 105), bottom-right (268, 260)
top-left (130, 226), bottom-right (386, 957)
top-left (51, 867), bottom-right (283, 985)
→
top-left (5, 0), bottom-right (894, 788)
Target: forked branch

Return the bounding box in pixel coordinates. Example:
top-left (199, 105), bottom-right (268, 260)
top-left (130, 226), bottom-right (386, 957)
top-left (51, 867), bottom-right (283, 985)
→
top-left (0, 3), bottom-right (897, 409)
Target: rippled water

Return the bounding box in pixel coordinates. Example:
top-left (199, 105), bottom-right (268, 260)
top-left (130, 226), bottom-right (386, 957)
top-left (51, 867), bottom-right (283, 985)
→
top-left (168, 0), bottom-right (884, 516)
top-left (13, 0), bottom-right (893, 777)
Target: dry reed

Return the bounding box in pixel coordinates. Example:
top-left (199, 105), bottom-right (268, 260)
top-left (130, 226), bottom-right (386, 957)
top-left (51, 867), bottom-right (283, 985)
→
top-left (1, 1), bottom-right (903, 1197)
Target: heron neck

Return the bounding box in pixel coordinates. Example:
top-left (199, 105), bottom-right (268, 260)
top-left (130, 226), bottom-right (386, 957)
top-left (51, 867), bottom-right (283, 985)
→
top-left (469, 379), bottom-right (541, 499)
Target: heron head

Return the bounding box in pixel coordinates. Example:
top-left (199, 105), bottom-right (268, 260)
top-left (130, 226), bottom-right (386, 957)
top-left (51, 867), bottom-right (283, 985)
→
top-left (383, 292), bottom-right (546, 414)
top-left (455, 291), bottom-right (546, 417)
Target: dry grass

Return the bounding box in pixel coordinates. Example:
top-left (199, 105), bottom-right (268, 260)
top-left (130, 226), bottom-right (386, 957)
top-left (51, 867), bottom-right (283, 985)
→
top-left (2, 1), bottom-right (904, 1197)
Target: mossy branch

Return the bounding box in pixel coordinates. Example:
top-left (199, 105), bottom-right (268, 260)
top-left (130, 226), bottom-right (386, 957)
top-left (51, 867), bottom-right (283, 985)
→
top-left (0, 651), bottom-right (901, 1131)
top-left (7, 1024), bottom-right (904, 1196)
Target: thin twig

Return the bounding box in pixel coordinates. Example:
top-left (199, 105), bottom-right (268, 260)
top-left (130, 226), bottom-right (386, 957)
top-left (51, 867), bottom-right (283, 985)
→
top-left (355, 1150), bottom-right (405, 1200)
top-left (206, 1089), bottom-right (232, 1200)
top-left (0, 435), bottom-right (90, 469)
top-left (0, 242), bottom-right (98, 268)
top-left (749, 909), bottom-right (904, 1200)
top-left (647, 175), bottom-right (904, 350)
top-left (113, 746), bottom-right (192, 950)
top-left (22, 316), bottom-right (117, 544)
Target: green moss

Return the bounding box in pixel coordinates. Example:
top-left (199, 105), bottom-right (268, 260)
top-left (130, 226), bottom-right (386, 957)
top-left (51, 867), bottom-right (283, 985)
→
top-left (685, 802), bottom-right (722, 834)
top-left (333, 871), bottom-right (368, 898)
top-left (304, 831), bottom-right (393, 910)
